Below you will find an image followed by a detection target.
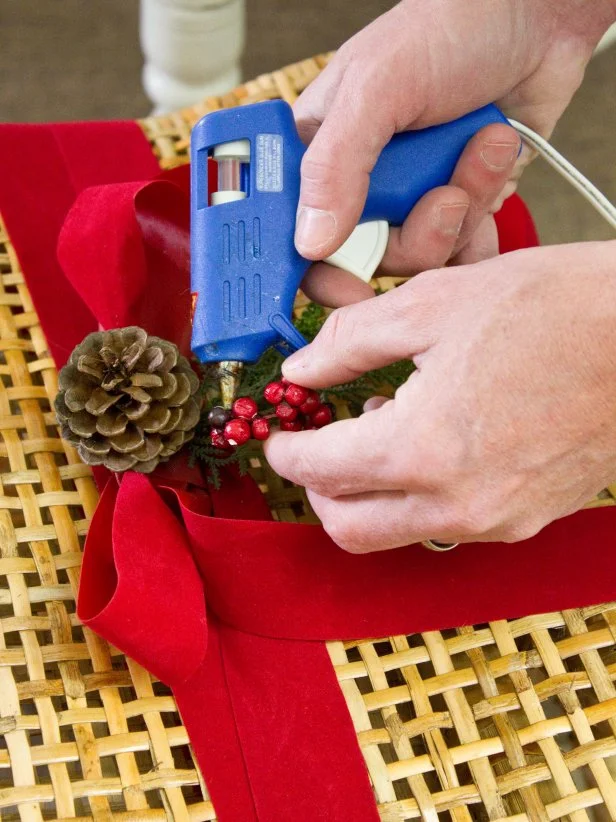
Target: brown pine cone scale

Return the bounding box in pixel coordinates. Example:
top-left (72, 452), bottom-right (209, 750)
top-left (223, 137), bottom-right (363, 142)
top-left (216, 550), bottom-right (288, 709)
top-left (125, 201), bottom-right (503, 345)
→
top-left (55, 327), bottom-right (201, 473)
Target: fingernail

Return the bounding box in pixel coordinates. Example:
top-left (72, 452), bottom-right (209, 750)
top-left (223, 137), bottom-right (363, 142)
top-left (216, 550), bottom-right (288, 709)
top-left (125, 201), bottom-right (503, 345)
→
top-left (437, 203), bottom-right (468, 236)
top-left (480, 141), bottom-right (518, 171)
top-left (363, 396), bottom-right (387, 413)
top-left (295, 207), bottom-right (336, 255)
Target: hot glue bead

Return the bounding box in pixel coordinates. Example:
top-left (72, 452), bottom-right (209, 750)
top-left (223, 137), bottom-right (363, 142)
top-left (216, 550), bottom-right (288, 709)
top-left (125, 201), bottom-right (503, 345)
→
top-left (224, 418), bottom-right (251, 446)
top-left (275, 402), bottom-right (299, 422)
top-left (251, 416), bottom-right (271, 441)
top-left (232, 396), bottom-right (258, 420)
top-left (263, 381), bottom-right (285, 405)
top-left (299, 391), bottom-right (320, 415)
top-left (284, 383), bottom-right (309, 407)
top-left (208, 405), bottom-right (232, 429)
top-left (311, 405), bottom-right (333, 428)
top-left (210, 428), bottom-right (231, 450)
top-left (280, 419), bottom-right (303, 432)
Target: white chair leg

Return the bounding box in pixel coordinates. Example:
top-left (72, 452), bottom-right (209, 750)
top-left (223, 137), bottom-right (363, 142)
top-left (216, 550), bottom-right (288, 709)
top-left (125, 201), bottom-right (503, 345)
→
top-left (140, 0), bottom-right (245, 115)
top-left (594, 22), bottom-right (616, 55)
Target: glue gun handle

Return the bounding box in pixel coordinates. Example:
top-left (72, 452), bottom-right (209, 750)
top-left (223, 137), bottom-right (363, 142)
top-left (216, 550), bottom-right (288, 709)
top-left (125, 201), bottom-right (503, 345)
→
top-left (361, 103), bottom-right (509, 226)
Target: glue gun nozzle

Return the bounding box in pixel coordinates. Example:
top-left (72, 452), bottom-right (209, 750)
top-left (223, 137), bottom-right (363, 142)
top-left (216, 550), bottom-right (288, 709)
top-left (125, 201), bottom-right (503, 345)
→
top-left (217, 360), bottom-right (243, 409)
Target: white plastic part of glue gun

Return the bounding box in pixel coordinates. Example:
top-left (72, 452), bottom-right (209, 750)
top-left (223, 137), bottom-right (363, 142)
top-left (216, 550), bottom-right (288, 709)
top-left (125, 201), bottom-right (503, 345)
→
top-left (323, 221), bottom-right (389, 283)
top-left (211, 139), bottom-right (250, 205)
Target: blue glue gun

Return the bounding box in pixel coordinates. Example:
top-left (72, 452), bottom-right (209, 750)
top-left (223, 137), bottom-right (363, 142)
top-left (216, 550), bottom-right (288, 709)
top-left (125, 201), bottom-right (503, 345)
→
top-left (190, 99), bottom-right (507, 403)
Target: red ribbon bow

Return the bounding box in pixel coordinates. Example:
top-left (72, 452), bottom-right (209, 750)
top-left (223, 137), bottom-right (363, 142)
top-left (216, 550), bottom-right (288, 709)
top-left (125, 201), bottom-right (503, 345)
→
top-left (1, 119), bottom-right (613, 821)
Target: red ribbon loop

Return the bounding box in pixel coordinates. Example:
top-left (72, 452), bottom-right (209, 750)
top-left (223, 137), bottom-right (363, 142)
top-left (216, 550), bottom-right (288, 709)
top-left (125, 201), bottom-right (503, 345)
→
top-left (78, 472), bottom-right (209, 686)
top-left (57, 169), bottom-right (192, 353)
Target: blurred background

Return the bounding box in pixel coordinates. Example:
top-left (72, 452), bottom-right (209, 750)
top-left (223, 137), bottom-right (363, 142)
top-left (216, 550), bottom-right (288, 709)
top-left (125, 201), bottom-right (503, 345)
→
top-left (2, 0), bottom-right (615, 245)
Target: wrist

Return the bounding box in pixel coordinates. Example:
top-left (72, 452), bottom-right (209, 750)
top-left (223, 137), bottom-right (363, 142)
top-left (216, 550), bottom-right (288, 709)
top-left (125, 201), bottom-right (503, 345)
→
top-left (546, 0), bottom-right (616, 47)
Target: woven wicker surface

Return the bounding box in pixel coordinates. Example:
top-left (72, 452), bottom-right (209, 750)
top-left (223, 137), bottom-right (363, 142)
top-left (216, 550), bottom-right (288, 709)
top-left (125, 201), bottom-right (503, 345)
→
top-left (1, 54), bottom-right (615, 822)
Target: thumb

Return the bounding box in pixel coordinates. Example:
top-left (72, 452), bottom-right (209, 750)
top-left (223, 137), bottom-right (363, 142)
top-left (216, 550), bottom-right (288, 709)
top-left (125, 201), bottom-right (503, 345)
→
top-left (294, 82), bottom-right (394, 261)
top-left (283, 275), bottom-right (441, 388)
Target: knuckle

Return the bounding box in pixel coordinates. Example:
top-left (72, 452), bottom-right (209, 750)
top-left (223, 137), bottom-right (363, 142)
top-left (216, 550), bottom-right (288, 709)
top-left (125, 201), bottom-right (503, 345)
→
top-left (445, 497), bottom-right (499, 539)
top-left (300, 153), bottom-right (345, 212)
top-left (300, 153), bottom-right (346, 205)
top-left (318, 309), bottom-right (362, 374)
top-left (295, 452), bottom-right (335, 496)
top-left (324, 516), bottom-right (365, 554)
top-left (321, 308), bottom-right (347, 346)
top-left (500, 519), bottom-right (544, 544)
top-left (301, 152), bottom-right (337, 185)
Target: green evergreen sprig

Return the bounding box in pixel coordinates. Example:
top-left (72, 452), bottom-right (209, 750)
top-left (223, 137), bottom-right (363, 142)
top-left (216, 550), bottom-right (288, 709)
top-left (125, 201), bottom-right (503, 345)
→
top-left (190, 297), bottom-right (415, 482)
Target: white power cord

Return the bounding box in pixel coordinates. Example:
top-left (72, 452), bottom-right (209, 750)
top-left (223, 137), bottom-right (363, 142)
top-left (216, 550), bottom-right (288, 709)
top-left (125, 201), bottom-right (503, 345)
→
top-left (507, 118), bottom-right (616, 231)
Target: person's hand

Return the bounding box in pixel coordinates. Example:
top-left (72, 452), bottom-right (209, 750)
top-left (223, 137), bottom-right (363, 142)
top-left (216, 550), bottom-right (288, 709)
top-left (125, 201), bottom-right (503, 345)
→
top-left (295, 0), bottom-right (615, 306)
top-left (264, 241), bottom-right (616, 552)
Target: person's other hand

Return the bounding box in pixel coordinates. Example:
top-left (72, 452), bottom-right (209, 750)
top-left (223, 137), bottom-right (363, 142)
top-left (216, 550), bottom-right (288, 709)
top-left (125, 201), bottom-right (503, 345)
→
top-left (265, 241), bottom-right (616, 552)
top-left (295, 0), bottom-right (615, 306)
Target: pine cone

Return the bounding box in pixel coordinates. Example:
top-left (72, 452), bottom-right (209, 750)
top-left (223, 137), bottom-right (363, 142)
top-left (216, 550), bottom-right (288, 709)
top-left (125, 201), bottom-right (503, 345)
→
top-left (55, 327), bottom-right (201, 473)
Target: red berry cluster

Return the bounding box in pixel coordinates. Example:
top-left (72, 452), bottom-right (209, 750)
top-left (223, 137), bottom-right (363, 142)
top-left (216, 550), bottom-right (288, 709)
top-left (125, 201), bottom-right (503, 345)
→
top-left (207, 397), bottom-right (266, 450)
top-left (208, 379), bottom-right (335, 450)
top-left (263, 379), bottom-right (334, 432)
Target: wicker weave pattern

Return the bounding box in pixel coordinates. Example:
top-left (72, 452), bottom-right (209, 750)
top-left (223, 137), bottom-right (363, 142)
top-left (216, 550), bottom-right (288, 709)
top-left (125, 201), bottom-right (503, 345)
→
top-left (140, 53), bottom-right (334, 169)
top-left (329, 608), bottom-right (616, 822)
top-left (0, 219), bottom-right (215, 821)
top-left (2, 54), bottom-right (615, 821)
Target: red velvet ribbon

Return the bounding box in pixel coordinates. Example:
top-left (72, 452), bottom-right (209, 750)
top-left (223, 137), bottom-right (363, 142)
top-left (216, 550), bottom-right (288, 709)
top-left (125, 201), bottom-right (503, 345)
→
top-left (1, 119), bottom-right (614, 822)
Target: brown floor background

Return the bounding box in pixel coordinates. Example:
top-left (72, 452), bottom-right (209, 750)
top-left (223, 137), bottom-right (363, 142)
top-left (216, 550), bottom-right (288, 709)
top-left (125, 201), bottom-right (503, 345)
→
top-left (1, 0), bottom-right (615, 245)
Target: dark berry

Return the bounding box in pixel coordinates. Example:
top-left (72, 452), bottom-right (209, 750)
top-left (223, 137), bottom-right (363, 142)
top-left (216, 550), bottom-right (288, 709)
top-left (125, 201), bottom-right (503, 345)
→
top-left (210, 428), bottom-right (231, 450)
top-left (232, 396), bottom-right (258, 420)
top-left (284, 383), bottom-right (309, 407)
top-left (280, 419), bottom-right (303, 432)
top-left (299, 391), bottom-right (320, 415)
top-left (311, 405), bottom-right (333, 428)
top-left (224, 418), bottom-right (251, 446)
top-left (208, 405), bottom-right (232, 429)
top-left (264, 381), bottom-right (285, 405)
top-left (251, 416), bottom-right (271, 441)
top-left (275, 402), bottom-right (299, 422)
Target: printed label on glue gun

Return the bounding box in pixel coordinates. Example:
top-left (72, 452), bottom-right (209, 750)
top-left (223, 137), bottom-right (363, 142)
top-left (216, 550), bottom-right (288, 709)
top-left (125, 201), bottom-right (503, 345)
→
top-left (256, 134), bottom-right (283, 193)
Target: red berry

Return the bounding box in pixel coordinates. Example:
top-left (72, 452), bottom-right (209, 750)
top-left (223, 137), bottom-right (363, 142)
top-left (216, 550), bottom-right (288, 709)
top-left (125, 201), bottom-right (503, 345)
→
top-left (311, 405), bottom-right (333, 428)
top-left (251, 416), bottom-right (271, 441)
top-left (280, 419), bottom-right (303, 432)
top-left (264, 381), bottom-right (285, 405)
top-left (280, 377), bottom-right (290, 386)
top-left (210, 428), bottom-right (232, 450)
top-left (284, 383), bottom-right (309, 407)
top-left (232, 396), bottom-right (258, 420)
top-left (208, 405), bottom-right (232, 428)
top-left (275, 402), bottom-right (298, 422)
top-left (299, 391), bottom-right (320, 415)
top-left (224, 418), bottom-right (251, 446)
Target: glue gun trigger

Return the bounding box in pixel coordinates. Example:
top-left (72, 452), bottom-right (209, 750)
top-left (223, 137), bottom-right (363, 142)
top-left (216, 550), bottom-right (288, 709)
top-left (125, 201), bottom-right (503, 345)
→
top-left (269, 312), bottom-right (309, 356)
top-left (323, 220), bottom-right (389, 283)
